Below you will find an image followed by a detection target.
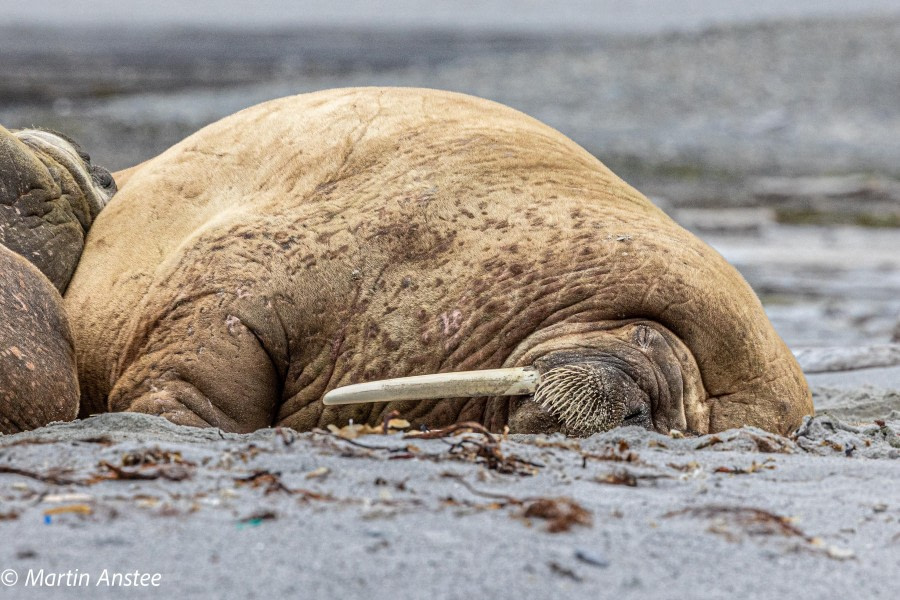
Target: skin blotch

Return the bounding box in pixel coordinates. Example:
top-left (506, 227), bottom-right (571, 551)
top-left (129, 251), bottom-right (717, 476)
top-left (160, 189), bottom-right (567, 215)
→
top-left (507, 263), bottom-right (525, 276)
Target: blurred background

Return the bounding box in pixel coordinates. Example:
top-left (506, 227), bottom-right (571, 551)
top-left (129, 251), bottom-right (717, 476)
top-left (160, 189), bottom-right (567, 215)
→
top-left (1, 0), bottom-right (898, 352)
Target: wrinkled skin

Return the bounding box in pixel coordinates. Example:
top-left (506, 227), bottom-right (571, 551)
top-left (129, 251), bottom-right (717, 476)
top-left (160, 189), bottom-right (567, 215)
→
top-left (65, 88), bottom-right (812, 436)
top-left (0, 125), bottom-right (115, 433)
top-left (0, 126), bottom-right (116, 292)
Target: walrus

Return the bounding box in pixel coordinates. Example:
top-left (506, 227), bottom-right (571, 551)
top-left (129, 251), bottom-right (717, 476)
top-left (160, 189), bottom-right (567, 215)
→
top-left (0, 125), bottom-right (116, 433)
top-left (64, 88), bottom-right (812, 436)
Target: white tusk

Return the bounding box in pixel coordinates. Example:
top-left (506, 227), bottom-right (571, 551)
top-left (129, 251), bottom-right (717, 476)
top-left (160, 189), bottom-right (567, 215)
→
top-left (323, 367), bottom-right (540, 406)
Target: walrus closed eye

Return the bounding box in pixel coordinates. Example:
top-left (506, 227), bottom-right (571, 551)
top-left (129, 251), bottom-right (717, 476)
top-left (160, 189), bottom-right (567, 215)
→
top-left (63, 88), bottom-right (812, 437)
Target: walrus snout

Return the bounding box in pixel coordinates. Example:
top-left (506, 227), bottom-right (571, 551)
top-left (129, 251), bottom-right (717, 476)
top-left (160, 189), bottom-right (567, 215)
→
top-left (322, 322), bottom-right (690, 436)
top-left (321, 352), bottom-right (656, 437)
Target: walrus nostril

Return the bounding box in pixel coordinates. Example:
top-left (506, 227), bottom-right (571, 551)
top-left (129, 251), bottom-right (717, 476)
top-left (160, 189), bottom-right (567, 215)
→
top-left (624, 408), bottom-right (644, 421)
top-left (533, 364), bottom-right (628, 437)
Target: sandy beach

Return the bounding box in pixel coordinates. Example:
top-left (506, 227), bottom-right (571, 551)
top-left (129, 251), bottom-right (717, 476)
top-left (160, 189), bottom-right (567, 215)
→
top-left (0, 411), bottom-right (896, 599)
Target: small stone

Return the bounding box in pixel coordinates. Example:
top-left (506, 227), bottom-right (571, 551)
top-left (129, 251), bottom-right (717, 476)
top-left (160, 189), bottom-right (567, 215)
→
top-left (574, 548), bottom-right (609, 568)
top-left (826, 545), bottom-right (856, 560)
top-left (304, 466), bottom-right (330, 479)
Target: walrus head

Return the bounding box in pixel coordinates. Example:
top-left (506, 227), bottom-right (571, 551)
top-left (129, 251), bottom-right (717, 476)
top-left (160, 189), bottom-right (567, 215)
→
top-left (324, 320), bottom-right (705, 437)
top-left (0, 124), bottom-right (116, 292)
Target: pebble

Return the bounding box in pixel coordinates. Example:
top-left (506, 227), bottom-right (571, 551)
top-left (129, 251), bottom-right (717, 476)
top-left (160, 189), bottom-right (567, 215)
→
top-left (574, 548), bottom-right (609, 568)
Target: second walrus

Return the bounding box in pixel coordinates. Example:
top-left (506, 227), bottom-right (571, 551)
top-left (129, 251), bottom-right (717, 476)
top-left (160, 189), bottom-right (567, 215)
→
top-left (1, 125), bottom-right (115, 433)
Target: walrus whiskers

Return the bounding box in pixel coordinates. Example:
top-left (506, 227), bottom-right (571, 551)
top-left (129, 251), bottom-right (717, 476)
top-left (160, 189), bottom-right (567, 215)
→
top-left (533, 365), bottom-right (626, 436)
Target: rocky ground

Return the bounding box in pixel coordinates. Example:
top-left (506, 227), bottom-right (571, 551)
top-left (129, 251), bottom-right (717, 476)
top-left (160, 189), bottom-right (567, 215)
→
top-left (0, 14), bottom-right (898, 599)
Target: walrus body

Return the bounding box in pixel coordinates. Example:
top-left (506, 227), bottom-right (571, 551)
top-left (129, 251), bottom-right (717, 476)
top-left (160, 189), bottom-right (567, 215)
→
top-left (0, 125), bottom-right (114, 433)
top-left (0, 246), bottom-right (79, 432)
top-left (65, 88), bottom-right (812, 435)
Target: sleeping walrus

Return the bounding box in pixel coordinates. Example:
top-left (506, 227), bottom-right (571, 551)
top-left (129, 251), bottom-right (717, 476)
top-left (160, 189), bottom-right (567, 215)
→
top-left (0, 125), bottom-right (115, 433)
top-left (64, 88), bottom-right (812, 436)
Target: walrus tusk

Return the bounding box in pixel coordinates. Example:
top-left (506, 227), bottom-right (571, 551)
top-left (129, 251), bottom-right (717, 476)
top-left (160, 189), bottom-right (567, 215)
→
top-left (322, 367), bottom-right (540, 406)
